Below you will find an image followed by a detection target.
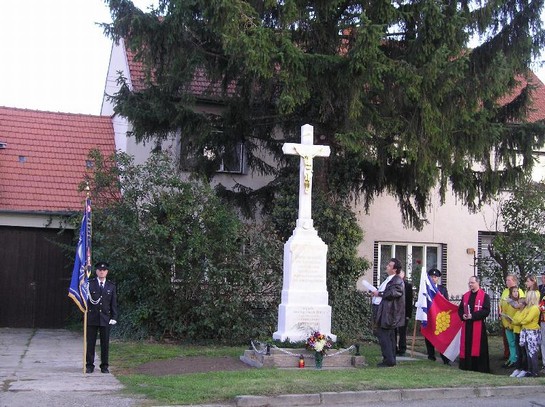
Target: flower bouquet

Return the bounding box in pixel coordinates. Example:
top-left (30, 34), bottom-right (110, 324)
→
top-left (305, 331), bottom-right (333, 368)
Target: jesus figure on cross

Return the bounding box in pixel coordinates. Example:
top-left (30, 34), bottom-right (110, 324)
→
top-left (282, 124), bottom-right (330, 226)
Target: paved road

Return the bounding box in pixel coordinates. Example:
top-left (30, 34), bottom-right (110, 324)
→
top-left (0, 328), bottom-right (144, 407)
top-left (381, 397), bottom-right (545, 407)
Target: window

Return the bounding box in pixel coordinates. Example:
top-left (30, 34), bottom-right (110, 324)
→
top-left (180, 136), bottom-right (246, 174)
top-left (374, 242), bottom-right (446, 287)
top-left (216, 142), bottom-right (245, 174)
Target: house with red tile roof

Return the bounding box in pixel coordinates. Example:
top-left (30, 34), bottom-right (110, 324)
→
top-left (1, 37), bottom-right (543, 329)
top-left (102, 38), bottom-right (545, 297)
top-left (0, 106), bottom-right (116, 328)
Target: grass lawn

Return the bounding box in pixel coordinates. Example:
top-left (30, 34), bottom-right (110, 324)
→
top-left (110, 335), bottom-right (545, 406)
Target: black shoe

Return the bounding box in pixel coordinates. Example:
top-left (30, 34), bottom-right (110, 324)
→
top-left (101, 367), bottom-right (109, 374)
top-left (85, 366), bottom-right (94, 374)
top-left (428, 356), bottom-right (436, 361)
top-left (396, 351), bottom-right (406, 356)
top-left (377, 362), bottom-right (395, 367)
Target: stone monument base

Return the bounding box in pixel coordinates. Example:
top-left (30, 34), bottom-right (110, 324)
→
top-left (240, 347), bottom-right (365, 369)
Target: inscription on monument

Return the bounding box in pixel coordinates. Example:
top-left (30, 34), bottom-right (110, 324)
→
top-left (292, 251), bottom-right (326, 285)
top-left (291, 306), bottom-right (329, 328)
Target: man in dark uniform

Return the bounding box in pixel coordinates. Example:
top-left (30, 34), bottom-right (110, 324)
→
top-left (86, 261), bottom-right (118, 374)
top-left (425, 268), bottom-right (450, 364)
top-left (395, 271), bottom-right (413, 356)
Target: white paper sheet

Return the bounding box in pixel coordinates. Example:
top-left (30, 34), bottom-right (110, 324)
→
top-left (361, 279), bottom-right (377, 292)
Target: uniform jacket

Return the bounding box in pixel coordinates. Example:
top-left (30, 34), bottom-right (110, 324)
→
top-left (87, 278), bottom-right (118, 326)
top-left (404, 280), bottom-right (414, 319)
top-left (376, 274), bottom-right (405, 329)
top-left (437, 284), bottom-right (448, 299)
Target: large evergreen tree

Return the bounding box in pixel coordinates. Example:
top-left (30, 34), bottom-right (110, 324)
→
top-left (104, 0), bottom-right (545, 228)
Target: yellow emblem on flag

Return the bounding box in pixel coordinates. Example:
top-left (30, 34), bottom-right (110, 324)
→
top-left (434, 310), bottom-right (452, 335)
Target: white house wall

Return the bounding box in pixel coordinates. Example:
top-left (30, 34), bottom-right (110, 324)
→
top-left (0, 213), bottom-right (74, 229)
top-left (355, 187), bottom-right (502, 297)
top-left (101, 40), bottom-right (130, 118)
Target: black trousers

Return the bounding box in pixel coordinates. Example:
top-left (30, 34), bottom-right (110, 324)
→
top-left (395, 324), bottom-right (407, 353)
top-left (425, 338), bottom-right (449, 363)
top-left (86, 325), bottom-right (111, 368)
top-left (376, 327), bottom-right (396, 366)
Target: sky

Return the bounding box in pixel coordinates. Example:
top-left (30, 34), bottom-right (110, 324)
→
top-left (0, 0), bottom-right (156, 115)
top-left (0, 0), bottom-right (544, 116)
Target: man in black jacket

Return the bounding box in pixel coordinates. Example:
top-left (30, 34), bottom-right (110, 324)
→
top-left (86, 261), bottom-right (118, 374)
top-left (371, 258), bottom-right (405, 367)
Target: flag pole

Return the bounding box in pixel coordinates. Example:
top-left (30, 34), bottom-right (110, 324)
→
top-left (410, 319), bottom-right (418, 357)
top-left (83, 186), bottom-right (92, 373)
top-left (83, 311), bottom-right (87, 373)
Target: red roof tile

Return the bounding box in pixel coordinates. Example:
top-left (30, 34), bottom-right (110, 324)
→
top-left (0, 107), bottom-right (115, 213)
top-left (497, 71), bottom-right (545, 122)
top-left (126, 47), bottom-right (236, 98)
top-left (126, 48), bottom-right (146, 92)
top-left (125, 45), bottom-right (545, 122)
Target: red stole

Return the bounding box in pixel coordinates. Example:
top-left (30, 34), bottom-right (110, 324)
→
top-left (460, 289), bottom-right (485, 358)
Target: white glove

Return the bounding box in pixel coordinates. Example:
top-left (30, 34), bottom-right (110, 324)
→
top-left (109, 319), bottom-right (117, 325)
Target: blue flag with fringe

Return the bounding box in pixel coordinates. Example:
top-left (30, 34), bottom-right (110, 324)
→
top-left (68, 197), bottom-right (91, 313)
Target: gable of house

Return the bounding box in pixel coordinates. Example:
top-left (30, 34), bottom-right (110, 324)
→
top-left (101, 39), bottom-right (274, 190)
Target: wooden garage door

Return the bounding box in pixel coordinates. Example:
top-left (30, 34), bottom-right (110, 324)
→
top-left (0, 226), bottom-right (74, 328)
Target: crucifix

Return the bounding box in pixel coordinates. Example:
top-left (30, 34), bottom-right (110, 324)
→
top-left (273, 123), bottom-right (335, 343)
top-left (282, 124), bottom-right (331, 224)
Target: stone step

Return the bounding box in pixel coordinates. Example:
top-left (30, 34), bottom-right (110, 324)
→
top-left (240, 348), bottom-right (365, 369)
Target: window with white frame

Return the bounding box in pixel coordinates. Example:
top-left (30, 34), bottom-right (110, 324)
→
top-left (374, 242), bottom-right (446, 287)
top-left (215, 142), bottom-right (245, 174)
top-left (180, 137), bottom-right (246, 174)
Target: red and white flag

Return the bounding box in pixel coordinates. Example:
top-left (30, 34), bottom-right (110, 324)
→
top-left (420, 291), bottom-right (462, 361)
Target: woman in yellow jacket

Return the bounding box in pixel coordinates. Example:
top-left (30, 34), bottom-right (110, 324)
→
top-left (501, 286), bottom-right (522, 367)
top-left (517, 290), bottom-right (541, 377)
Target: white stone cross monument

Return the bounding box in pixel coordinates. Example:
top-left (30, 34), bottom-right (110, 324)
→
top-left (273, 124), bottom-right (336, 342)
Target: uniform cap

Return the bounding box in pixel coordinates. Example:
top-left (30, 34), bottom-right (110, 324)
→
top-left (95, 261), bottom-right (110, 270)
